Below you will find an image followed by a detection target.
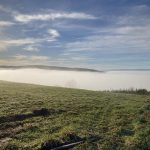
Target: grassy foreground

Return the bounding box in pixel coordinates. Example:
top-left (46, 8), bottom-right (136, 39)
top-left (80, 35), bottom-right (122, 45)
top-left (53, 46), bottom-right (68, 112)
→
top-left (0, 81), bottom-right (149, 150)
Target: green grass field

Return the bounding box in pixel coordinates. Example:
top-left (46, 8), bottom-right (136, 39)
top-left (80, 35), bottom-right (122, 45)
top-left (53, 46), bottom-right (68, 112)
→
top-left (0, 81), bottom-right (149, 150)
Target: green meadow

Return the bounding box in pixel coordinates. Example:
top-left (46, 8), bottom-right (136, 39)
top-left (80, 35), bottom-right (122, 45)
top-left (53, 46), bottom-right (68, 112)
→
top-left (0, 81), bottom-right (149, 150)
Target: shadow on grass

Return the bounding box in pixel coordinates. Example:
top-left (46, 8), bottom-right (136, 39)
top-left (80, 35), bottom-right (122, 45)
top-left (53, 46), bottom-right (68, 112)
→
top-left (0, 108), bottom-right (65, 124)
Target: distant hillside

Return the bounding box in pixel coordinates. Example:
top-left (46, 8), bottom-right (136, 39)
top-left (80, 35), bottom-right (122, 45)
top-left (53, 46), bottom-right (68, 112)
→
top-left (0, 65), bottom-right (103, 72)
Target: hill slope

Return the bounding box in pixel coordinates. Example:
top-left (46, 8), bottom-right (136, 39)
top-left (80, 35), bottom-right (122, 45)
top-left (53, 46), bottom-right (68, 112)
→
top-left (0, 81), bottom-right (149, 150)
top-left (0, 65), bottom-right (102, 72)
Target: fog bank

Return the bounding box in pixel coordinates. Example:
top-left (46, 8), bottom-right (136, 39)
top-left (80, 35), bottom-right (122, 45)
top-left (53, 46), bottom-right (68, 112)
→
top-left (0, 69), bottom-right (150, 91)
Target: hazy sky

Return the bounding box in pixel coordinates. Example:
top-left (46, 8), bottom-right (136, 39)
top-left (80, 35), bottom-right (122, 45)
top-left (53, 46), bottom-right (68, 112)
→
top-left (0, 0), bottom-right (150, 70)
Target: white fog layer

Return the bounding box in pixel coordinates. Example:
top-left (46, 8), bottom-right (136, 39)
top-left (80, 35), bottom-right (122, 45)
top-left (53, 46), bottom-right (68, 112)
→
top-left (0, 69), bottom-right (150, 91)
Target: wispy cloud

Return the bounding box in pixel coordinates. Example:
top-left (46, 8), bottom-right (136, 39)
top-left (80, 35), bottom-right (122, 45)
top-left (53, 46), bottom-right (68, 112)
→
top-left (0, 21), bottom-right (15, 27)
top-left (64, 5), bottom-right (150, 54)
top-left (14, 55), bottom-right (49, 61)
top-left (0, 2), bottom-right (149, 69)
top-left (0, 4), bottom-right (17, 14)
top-left (65, 24), bottom-right (150, 53)
top-left (0, 54), bottom-right (50, 65)
top-left (0, 38), bottom-right (51, 51)
top-left (0, 54), bottom-right (90, 66)
top-left (14, 12), bottom-right (97, 23)
top-left (48, 29), bottom-right (60, 38)
top-left (0, 28), bottom-right (60, 51)
top-left (0, 38), bottom-right (36, 51)
top-left (23, 45), bottom-right (39, 52)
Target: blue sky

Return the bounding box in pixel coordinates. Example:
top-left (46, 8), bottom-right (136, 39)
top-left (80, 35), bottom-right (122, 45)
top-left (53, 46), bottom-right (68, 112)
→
top-left (0, 0), bottom-right (150, 70)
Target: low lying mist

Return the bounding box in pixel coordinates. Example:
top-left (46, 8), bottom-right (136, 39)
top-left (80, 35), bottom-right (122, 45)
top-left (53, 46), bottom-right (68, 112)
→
top-left (0, 69), bottom-right (150, 91)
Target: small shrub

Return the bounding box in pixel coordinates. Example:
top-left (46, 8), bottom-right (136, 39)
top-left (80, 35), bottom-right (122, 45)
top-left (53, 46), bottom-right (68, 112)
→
top-left (136, 89), bottom-right (148, 95)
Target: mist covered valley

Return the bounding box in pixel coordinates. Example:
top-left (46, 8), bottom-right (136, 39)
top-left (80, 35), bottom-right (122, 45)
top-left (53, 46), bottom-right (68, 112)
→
top-left (0, 68), bottom-right (149, 91)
